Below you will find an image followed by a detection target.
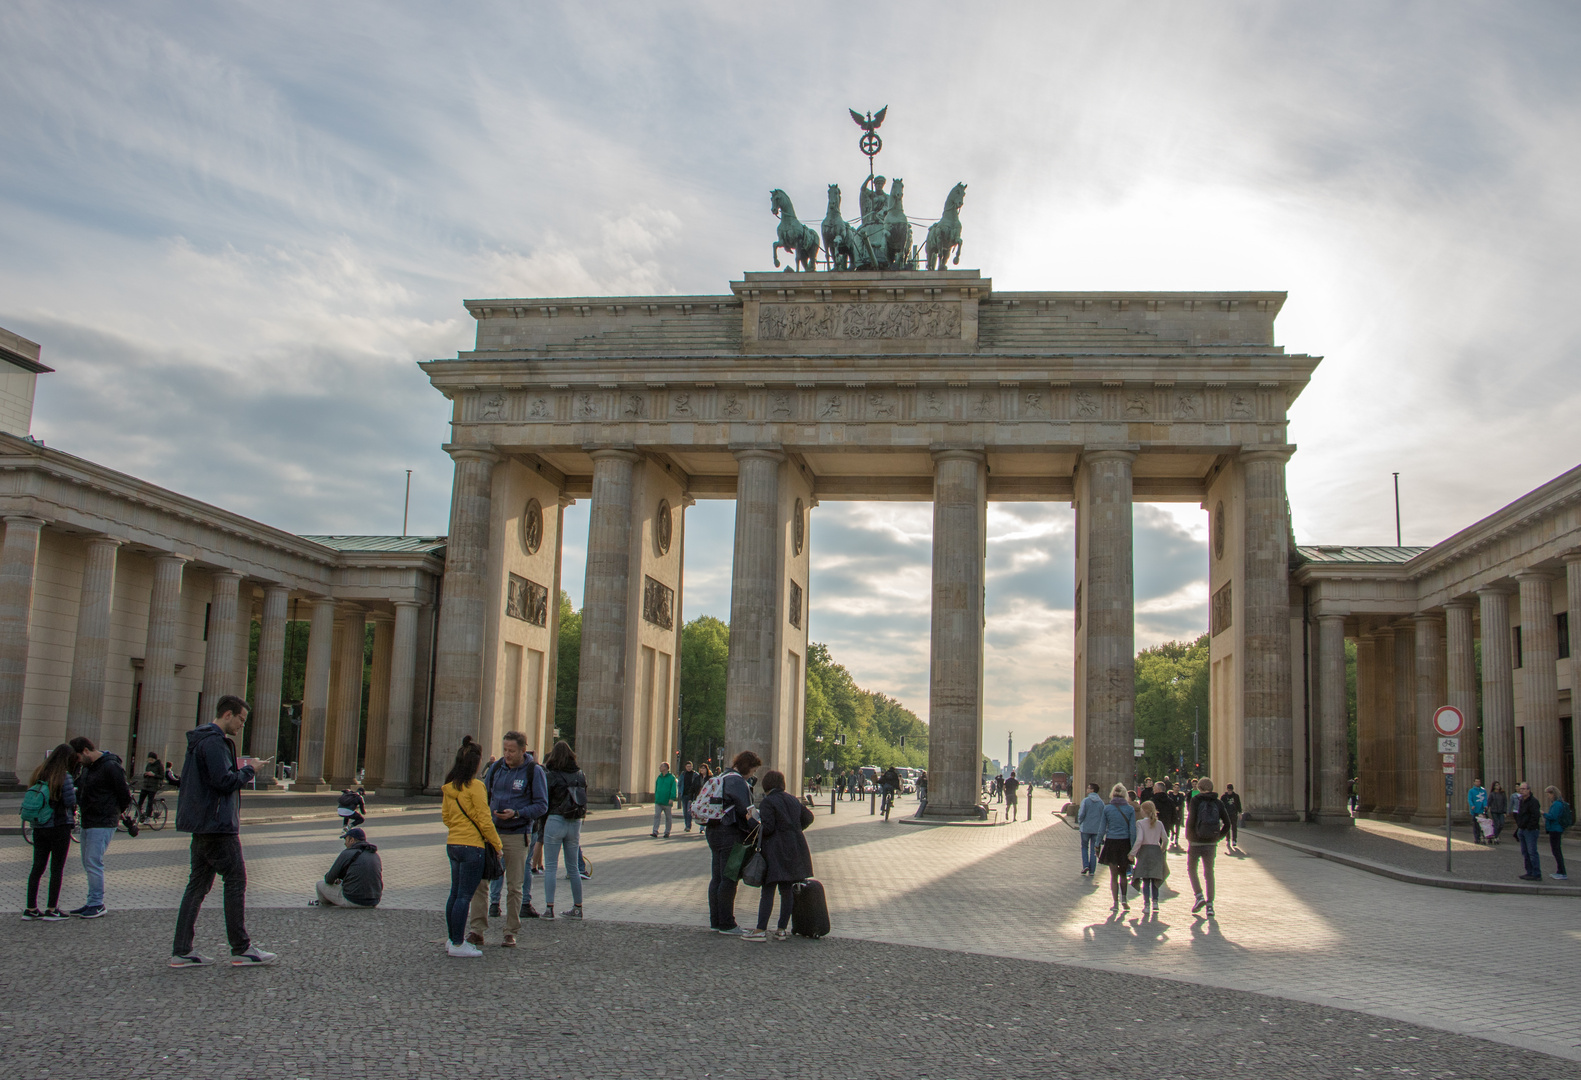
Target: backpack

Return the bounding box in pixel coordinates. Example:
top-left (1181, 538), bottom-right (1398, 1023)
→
top-left (20, 781), bottom-right (54, 826)
top-left (337, 791), bottom-right (360, 811)
top-left (1192, 797), bottom-right (1223, 842)
top-left (690, 773), bottom-right (729, 824)
top-left (1561, 801), bottom-right (1576, 831)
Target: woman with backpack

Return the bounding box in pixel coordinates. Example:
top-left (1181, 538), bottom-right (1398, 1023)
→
top-left (1098, 782), bottom-right (1137, 914)
top-left (440, 741), bottom-right (500, 957)
top-left (541, 740), bottom-right (588, 920)
top-left (23, 743), bottom-right (79, 921)
top-left (1130, 798), bottom-right (1169, 917)
top-left (1543, 786), bottom-right (1571, 880)
top-left (744, 769), bottom-right (814, 941)
top-left (702, 750), bottom-right (760, 935)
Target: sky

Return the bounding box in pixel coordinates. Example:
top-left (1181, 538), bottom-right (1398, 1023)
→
top-left (3, 1), bottom-right (1579, 758)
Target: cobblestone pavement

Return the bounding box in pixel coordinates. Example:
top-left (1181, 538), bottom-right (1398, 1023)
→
top-left (4, 909), bottom-right (1575, 1080)
top-left (1256, 817), bottom-right (1577, 887)
top-left (4, 795), bottom-right (1579, 1065)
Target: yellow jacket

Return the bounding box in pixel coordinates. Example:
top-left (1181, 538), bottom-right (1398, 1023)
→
top-left (442, 779), bottom-right (502, 848)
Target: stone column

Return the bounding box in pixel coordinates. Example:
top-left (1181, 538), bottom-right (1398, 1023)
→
top-left (140, 554), bottom-right (190, 766)
top-left (575, 449), bottom-right (640, 799)
top-left (1392, 622), bottom-right (1417, 819)
top-left (361, 614), bottom-right (394, 789)
top-left (0, 517), bottom-right (44, 785)
top-left (327, 604), bottom-right (366, 788)
top-left (1315, 614), bottom-right (1351, 824)
top-left (1444, 600), bottom-right (1479, 798)
top-left (249, 585), bottom-right (289, 783)
top-left (1515, 570), bottom-right (1562, 793)
top-left (1477, 587), bottom-right (1516, 792)
top-left (1412, 614), bottom-right (1447, 825)
top-left (65, 536), bottom-right (122, 744)
top-left (1080, 449), bottom-right (1135, 799)
top-left (382, 600), bottom-right (422, 795)
top-left (295, 596), bottom-right (338, 791)
top-left (1372, 628), bottom-right (1396, 815)
top-left (235, 594), bottom-right (255, 704)
top-left (428, 448), bottom-right (499, 782)
top-left (1568, 556), bottom-right (1581, 809)
top-left (199, 570), bottom-right (243, 725)
top-left (1241, 449), bottom-right (1295, 819)
top-left (1355, 634), bottom-right (1378, 813)
top-left (926, 449), bottom-right (988, 817)
top-left (725, 448), bottom-right (784, 767)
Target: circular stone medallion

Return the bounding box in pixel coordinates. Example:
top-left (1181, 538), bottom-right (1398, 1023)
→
top-left (1213, 500), bottom-right (1226, 562)
top-left (793, 498), bottom-right (805, 556)
top-left (521, 498), bottom-right (543, 555)
top-left (655, 499), bottom-right (673, 556)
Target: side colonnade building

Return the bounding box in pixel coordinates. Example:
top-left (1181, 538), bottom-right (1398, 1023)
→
top-left (0, 326), bottom-right (443, 794)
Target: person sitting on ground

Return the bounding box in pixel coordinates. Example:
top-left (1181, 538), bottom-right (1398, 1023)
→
top-left (316, 827), bottom-right (383, 907)
top-left (744, 769), bottom-right (815, 942)
top-left (138, 752), bottom-right (163, 821)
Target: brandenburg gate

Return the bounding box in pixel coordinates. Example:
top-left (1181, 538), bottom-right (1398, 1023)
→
top-left (421, 268), bottom-right (1319, 819)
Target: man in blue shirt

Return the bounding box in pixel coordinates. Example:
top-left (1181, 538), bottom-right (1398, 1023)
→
top-left (1467, 778), bottom-right (1489, 844)
top-left (467, 731), bottom-right (547, 947)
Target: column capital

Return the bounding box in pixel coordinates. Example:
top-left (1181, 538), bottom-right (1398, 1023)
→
top-left (1239, 445), bottom-right (1295, 464)
top-left (83, 535), bottom-right (125, 550)
top-left (392, 598), bottom-right (423, 610)
top-left (443, 444), bottom-right (501, 465)
top-left (1514, 568), bottom-right (1555, 584)
top-left (931, 448), bottom-right (987, 465)
top-left (1475, 584), bottom-right (1513, 597)
top-left (1, 515), bottom-right (45, 529)
top-left (211, 569), bottom-right (244, 583)
top-left (1442, 598), bottom-right (1477, 612)
top-left (1564, 550), bottom-right (1581, 567)
top-left (1315, 612), bottom-right (1347, 625)
top-left (1078, 447), bottom-right (1137, 465)
top-left (1410, 611), bottom-right (1444, 627)
top-left (262, 582), bottom-right (291, 597)
top-left (152, 551), bottom-right (193, 565)
top-left (731, 446), bottom-right (786, 463)
top-left (585, 446), bottom-right (641, 464)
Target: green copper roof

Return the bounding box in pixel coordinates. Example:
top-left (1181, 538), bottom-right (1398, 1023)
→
top-left (299, 535), bottom-right (446, 555)
top-left (1294, 545), bottom-right (1428, 565)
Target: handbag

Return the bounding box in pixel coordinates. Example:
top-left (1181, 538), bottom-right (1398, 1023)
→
top-left (454, 787), bottom-right (504, 881)
top-left (725, 826), bottom-right (760, 883)
top-left (741, 849), bottom-right (767, 889)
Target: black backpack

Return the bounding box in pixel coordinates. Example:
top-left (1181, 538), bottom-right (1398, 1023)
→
top-left (337, 791), bottom-right (360, 811)
top-left (1192, 797), bottom-right (1223, 842)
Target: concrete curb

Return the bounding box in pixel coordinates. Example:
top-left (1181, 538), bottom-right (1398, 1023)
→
top-left (1244, 827), bottom-right (1581, 897)
top-left (0, 804), bottom-right (439, 836)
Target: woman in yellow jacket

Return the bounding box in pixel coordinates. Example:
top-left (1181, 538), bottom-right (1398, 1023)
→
top-left (441, 740), bottom-right (501, 957)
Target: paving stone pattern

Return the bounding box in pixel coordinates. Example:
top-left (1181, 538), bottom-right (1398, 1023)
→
top-left (3, 795), bottom-right (1579, 1067)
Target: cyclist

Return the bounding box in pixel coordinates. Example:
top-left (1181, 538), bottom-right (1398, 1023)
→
top-left (879, 765), bottom-right (901, 816)
top-left (137, 752), bottom-right (163, 822)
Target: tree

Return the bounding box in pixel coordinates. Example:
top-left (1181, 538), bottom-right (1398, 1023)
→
top-left (678, 616), bottom-right (729, 768)
top-left (553, 591), bottom-right (581, 744)
top-left (1019, 733), bottom-right (1074, 781)
top-left (1133, 634), bottom-right (1211, 780)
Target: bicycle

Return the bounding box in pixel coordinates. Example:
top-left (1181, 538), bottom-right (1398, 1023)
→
top-left (881, 787), bottom-right (895, 821)
top-left (21, 821), bottom-right (81, 846)
top-left (122, 795), bottom-right (167, 832)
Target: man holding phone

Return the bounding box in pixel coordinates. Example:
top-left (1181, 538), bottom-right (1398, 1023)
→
top-left (467, 731), bottom-right (547, 947)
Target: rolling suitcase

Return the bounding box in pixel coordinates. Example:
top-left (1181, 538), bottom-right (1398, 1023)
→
top-left (791, 878), bottom-right (830, 939)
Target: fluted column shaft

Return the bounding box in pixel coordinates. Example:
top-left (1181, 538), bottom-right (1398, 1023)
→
top-left (1444, 601), bottom-right (1479, 797)
top-left (1568, 557), bottom-right (1581, 809)
top-left (1081, 450), bottom-right (1135, 798)
top-left (1412, 614), bottom-right (1447, 824)
top-left (1392, 623), bottom-right (1417, 818)
top-left (383, 601), bottom-right (422, 793)
top-left (1242, 450), bottom-right (1295, 818)
top-left (1315, 614), bottom-right (1351, 823)
top-left (141, 554), bottom-right (190, 765)
top-left (1355, 635), bottom-right (1378, 813)
top-left (1516, 571), bottom-right (1562, 793)
top-left (927, 449), bottom-right (988, 816)
top-left (296, 597), bottom-right (338, 790)
top-left (327, 604), bottom-right (366, 787)
top-left (200, 571), bottom-right (243, 725)
top-left (1477, 589), bottom-right (1516, 791)
top-left (66, 537), bottom-right (122, 744)
top-left (361, 615), bottom-right (394, 788)
top-left (1373, 629), bottom-right (1397, 814)
top-left (576, 449), bottom-right (640, 798)
top-left (725, 449), bottom-right (784, 770)
top-left (249, 585), bottom-right (290, 781)
top-left (0, 517), bottom-right (44, 784)
top-left (428, 448), bottom-right (499, 784)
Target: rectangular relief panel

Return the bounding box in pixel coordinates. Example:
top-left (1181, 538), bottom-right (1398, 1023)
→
top-left (643, 576), bottom-right (675, 630)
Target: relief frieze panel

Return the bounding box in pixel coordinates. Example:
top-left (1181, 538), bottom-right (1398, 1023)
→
top-left (757, 301), bottom-right (962, 341)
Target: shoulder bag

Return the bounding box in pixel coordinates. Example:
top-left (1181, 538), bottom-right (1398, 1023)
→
top-left (725, 824), bottom-right (760, 883)
top-left (452, 785), bottom-right (503, 881)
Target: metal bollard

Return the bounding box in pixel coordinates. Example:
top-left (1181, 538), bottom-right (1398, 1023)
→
top-left (831, 787), bottom-right (836, 815)
top-left (870, 790), bottom-right (876, 815)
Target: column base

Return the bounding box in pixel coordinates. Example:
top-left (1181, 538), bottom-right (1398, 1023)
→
top-left (1388, 810), bottom-right (1417, 823)
top-left (1244, 810), bottom-right (1301, 824)
top-left (292, 779), bottom-right (332, 792)
top-left (1311, 811), bottom-right (1356, 826)
top-left (0, 771), bottom-right (20, 791)
top-left (906, 802), bottom-right (998, 824)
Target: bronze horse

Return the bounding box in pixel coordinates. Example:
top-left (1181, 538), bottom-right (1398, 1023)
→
top-left (771, 189), bottom-right (820, 272)
top-left (925, 182), bottom-right (967, 270)
top-left (822, 183), bottom-right (876, 271)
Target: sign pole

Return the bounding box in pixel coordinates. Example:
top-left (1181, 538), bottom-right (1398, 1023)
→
top-left (1446, 771), bottom-right (1453, 873)
top-left (1431, 704), bottom-right (1466, 875)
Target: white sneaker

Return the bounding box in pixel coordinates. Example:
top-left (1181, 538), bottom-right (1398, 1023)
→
top-left (446, 940), bottom-right (483, 958)
top-left (231, 946), bottom-right (278, 967)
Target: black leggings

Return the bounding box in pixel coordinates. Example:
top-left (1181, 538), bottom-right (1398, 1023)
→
top-left (28, 825), bottom-right (72, 909)
top-left (757, 882), bottom-right (794, 931)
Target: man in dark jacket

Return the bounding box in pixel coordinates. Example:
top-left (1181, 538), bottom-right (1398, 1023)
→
top-left (1515, 781), bottom-right (1544, 880)
top-left (468, 731), bottom-right (548, 947)
top-left (316, 828), bottom-right (383, 907)
top-left (1220, 784), bottom-right (1244, 852)
top-left (680, 761), bottom-right (703, 832)
top-left (170, 695), bottom-right (277, 968)
top-left (137, 752), bottom-right (163, 821)
top-left (1186, 779), bottom-right (1230, 918)
top-left (67, 736), bottom-right (131, 918)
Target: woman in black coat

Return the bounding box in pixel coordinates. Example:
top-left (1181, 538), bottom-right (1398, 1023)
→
top-left (745, 769), bottom-right (813, 941)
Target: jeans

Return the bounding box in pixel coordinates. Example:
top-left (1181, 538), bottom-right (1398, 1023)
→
top-left (445, 844), bottom-right (485, 945)
top-left (543, 815), bottom-right (583, 908)
top-left (683, 800), bottom-right (694, 831)
top-left (757, 882), bottom-right (794, 931)
top-left (136, 790), bottom-right (157, 818)
top-left (652, 804), bottom-right (672, 836)
top-left (1080, 833), bottom-right (1100, 874)
top-left (471, 831), bottom-right (529, 934)
top-left (707, 822), bottom-right (745, 930)
top-left (1549, 832), bottom-right (1568, 876)
top-left (172, 833), bottom-right (250, 957)
top-left (1517, 829), bottom-right (1542, 877)
top-left (315, 879), bottom-right (374, 907)
top-left (80, 826), bottom-right (115, 907)
top-left (1138, 878), bottom-right (1161, 904)
top-left (27, 824), bottom-right (72, 909)
top-left (1491, 812), bottom-right (1506, 840)
top-left (1187, 843), bottom-right (1217, 902)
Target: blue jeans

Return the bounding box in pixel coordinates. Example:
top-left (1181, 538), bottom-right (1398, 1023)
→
top-left (706, 822), bottom-right (744, 930)
top-left (1080, 833), bottom-right (1100, 874)
top-left (683, 801), bottom-right (694, 830)
top-left (80, 826), bottom-right (115, 907)
top-left (446, 844), bottom-right (485, 945)
top-left (489, 874), bottom-right (503, 905)
top-left (1517, 829), bottom-right (1542, 878)
top-left (543, 815), bottom-right (583, 908)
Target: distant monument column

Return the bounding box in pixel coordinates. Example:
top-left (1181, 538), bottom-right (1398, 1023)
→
top-left (924, 449), bottom-right (987, 817)
top-left (66, 536), bottom-right (122, 744)
top-left (1411, 613), bottom-right (1447, 825)
top-left (296, 596), bottom-right (338, 791)
top-left (1314, 613), bottom-right (1351, 824)
top-left (725, 448), bottom-right (784, 770)
top-left (1075, 449), bottom-right (1136, 799)
top-left (576, 448), bottom-right (640, 800)
top-left (1444, 600), bottom-right (1479, 797)
top-left (1515, 570), bottom-right (1562, 793)
top-left (249, 584), bottom-right (290, 785)
top-left (1371, 627), bottom-right (1397, 815)
top-left (381, 600), bottom-right (422, 795)
top-left (327, 603), bottom-right (366, 788)
top-left (1354, 633), bottom-right (1379, 813)
top-left (1391, 621), bottom-right (1417, 820)
top-left (200, 571), bottom-right (244, 724)
top-left (1476, 588), bottom-right (1515, 791)
top-left (428, 447), bottom-right (499, 786)
top-left (1240, 448), bottom-right (1295, 820)
top-left (141, 553), bottom-right (191, 766)
top-left (0, 516), bottom-right (44, 785)
top-left (1567, 556), bottom-right (1581, 806)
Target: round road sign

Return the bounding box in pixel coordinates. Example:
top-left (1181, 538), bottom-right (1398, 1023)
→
top-left (1433, 705), bottom-right (1465, 737)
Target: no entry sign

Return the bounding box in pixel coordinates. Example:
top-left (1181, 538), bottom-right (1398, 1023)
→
top-left (1432, 705), bottom-right (1465, 738)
